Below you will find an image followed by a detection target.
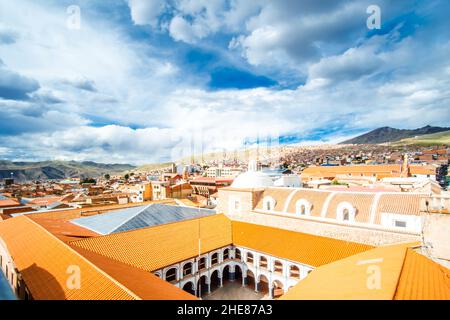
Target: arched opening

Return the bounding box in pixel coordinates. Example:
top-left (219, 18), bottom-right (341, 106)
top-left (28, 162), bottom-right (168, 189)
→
top-left (183, 262), bottom-right (193, 277)
top-left (182, 281), bottom-right (195, 296)
top-left (259, 256), bottom-right (268, 269)
top-left (196, 275), bottom-right (208, 298)
top-left (258, 274), bottom-right (269, 296)
top-left (223, 248), bottom-right (230, 261)
top-left (222, 265), bottom-right (230, 281)
top-left (235, 265), bottom-right (243, 282)
top-left (263, 196), bottom-right (276, 211)
top-left (246, 252), bottom-right (254, 264)
top-left (296, 199), bottom-right (311, 216)
top-left (245, 269), bottom-right (255, 289)
top-left (165, 267), bottom-right (177, 283)
top-left (272, 280), bottom-right (284, 298)
top-left (289, 265), bottom-right (300, 279)
top-left (210, 270), bottom-right (221, 292)
top-left (273, 260), bottom-right (283, 274)
top-left (235, 248), bottom-right (241, 260)
top-left (211, 252), bottom-right (219, 266)
top-left (198, 257), bottom-right (207, 271)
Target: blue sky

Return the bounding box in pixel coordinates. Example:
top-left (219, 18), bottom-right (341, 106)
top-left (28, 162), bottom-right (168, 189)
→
top-left (0, 0), bottom-right (449, 164)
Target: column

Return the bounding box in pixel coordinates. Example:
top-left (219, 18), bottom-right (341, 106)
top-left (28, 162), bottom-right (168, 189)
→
top-left (219, 276), bottom-right (223, 288)
top-left (207, 282), bottom-right (211, 294)
top-left (242, 276), bottom-right (246, 287)
top-left (269, 284), bottom-right (274, 299)
top-left (255, 280), bottom-right (259, 293)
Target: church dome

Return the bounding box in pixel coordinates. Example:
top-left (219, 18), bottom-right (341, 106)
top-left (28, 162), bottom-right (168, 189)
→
top-left (231, 160), bottom-right (274, 189)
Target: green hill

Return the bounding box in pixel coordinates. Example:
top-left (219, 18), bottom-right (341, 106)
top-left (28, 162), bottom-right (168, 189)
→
top-left (392, 130), bottom-right (450, 146)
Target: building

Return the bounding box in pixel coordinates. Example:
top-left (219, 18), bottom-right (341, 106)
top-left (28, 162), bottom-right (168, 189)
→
top-left (0, 165), bottom-right (448, 300)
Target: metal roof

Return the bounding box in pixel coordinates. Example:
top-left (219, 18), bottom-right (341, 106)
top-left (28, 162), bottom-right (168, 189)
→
top-left (70, 204), bottom-right (216, 235)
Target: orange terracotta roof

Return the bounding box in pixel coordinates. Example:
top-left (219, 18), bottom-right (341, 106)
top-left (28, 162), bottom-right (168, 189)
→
top-left (30, 216), bottom-right (100, 242)
top-left (0, 216), bottom-right (138, 300)
top-left (70, 214), bottom-right (232, 271)
top-left (0, 199), bottom-right (21, 208)
top-left (394, 248), bottom-right (450, 300)
top-left (71, 246), bottom-right (197, 300)
top-left (281, 243), bottom-right (450, 300)
top-left (232, 221), bottom-right (373, 267)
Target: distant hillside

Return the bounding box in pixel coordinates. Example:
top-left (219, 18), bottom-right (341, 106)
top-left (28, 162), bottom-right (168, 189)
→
top-left (0, 160), bottom-right (135, 182)
top-left (341, 125), bottom-right (450, 145)
top-left (392, 130), bottom-right (450, 146)
top-left (134, 162), bottom-right (175, 173)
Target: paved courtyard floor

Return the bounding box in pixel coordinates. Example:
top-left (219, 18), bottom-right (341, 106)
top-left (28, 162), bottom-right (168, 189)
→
top-left (202, 280), bottom-right (268, 300)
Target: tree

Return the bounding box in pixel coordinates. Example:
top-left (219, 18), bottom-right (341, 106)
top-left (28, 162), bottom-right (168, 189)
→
top-left (104, 174), bottom-right (110, 181)
top-left (124, 174), bottom-right (130, 181)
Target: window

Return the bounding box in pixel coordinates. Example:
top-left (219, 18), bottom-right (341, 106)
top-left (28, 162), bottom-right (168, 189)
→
top-left (296, 199), bottom-right (311, 216)
top-left (274, 260), bottom-right (283, 273)
top-left (246, 252), bottom-right (254, 264)
top-left (211, 253), bottom-right (219, 266)
top-left (289, 265), bottom-right (300, 279)
top-left (263, 197), bottom-right (276, 211)
top-left (183, 263), bottom-right (193, 276)
top-left (394, 220), bottom-right (407, 228)
top-left (198, 257), bottom-right (206, 270)
top-left (235, 249), bottom-right (241, 260)
top-left (234, 200), bottom-right (240, 210)
top-left (259, 256), bottom-right (268, 269)
top-left (223, 249), bottom-right (229, 260)
top-left (165, 268), bottom-right (177, 282)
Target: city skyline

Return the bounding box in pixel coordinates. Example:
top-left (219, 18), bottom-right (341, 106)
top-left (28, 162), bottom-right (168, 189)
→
top-left (0, 0), bottom-right (449, 164)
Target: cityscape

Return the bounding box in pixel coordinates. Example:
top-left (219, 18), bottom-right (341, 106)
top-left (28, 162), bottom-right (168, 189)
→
top-left (0, 0), bottom-right (449, 307)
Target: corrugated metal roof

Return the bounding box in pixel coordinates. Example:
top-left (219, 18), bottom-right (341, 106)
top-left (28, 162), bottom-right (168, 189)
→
top-left (70, 214), bottom-right (232, 272)
top-left (70, 204), bottom-right (216, 235)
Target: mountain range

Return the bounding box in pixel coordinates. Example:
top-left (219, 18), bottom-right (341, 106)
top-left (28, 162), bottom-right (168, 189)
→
top-left (340, 125), bottom-right (450, 145)
top-left (0, 160), bottom-right (135, 182)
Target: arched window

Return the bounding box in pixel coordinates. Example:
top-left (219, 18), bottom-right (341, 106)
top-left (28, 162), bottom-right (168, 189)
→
top-left (337, 202), bottom-right (356, 222)
top-left (289, 265), bottom-right (300, 279)
top-left (273, 260), bottom-right (283, 274)
top-left (246, 252), bottom-right (254, 264)
top-left (211, 252), bottom-right (219, 266)
top-left (295, 199), bottom-right (311, 216)
top-left (183, 262), bottom-right (193, 276)
top-left (263, 196), bottom-right (276, 211)
top-left (198, 257), bottom-right (207, 271)
top-left (223, 248), bottom-right (230, 260)
top-left (165, 268), bottom-right (177, 282)
top-left (259, 256), bottom-right (268, 269)
top-left (235, 248), bottom-right (241, 260)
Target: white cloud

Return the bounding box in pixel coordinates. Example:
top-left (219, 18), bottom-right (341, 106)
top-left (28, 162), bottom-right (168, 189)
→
top-left (127, 0), bottom-right (165, 27)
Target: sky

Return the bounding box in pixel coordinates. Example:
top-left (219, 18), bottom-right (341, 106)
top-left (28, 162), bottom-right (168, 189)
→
top-left (0, 0), bottom-right (449, 164)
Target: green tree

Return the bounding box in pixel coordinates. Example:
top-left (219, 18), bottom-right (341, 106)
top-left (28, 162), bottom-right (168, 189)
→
top-left (104, 174), bottom-right (110, 181)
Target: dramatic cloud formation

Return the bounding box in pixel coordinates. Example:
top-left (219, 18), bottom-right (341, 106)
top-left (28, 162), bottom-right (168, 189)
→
top-left (0, 0), bottom-right (449, 164)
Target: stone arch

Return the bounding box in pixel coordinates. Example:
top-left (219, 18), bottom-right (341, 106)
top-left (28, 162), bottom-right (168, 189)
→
top-left (272, 280), bottom-right (284, 298)
top-left (222, 247), bottom-right (230, 261)
top-left (336, 201), bottom-right (356, 222)
top-left (289, 265), bottom-right (300, 279)
top-left (273, 259), bottom-right (283, 274)
top-left (295, 199), bottom-right (312, 216)
top-left (259, 255), bottom-right (268, 269)
top-left (182, 280), bottom-right (196, 295)
top-left (234, 248), bottom-right (242, 260)
top-left (182, 261), bottom-right (194, 277)
top-left (196, 275), bottom-right (209, 297)
top-left (164, 266), bottom-right (178, 282)
top-left (210, 251), bottom-right (220, 266)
